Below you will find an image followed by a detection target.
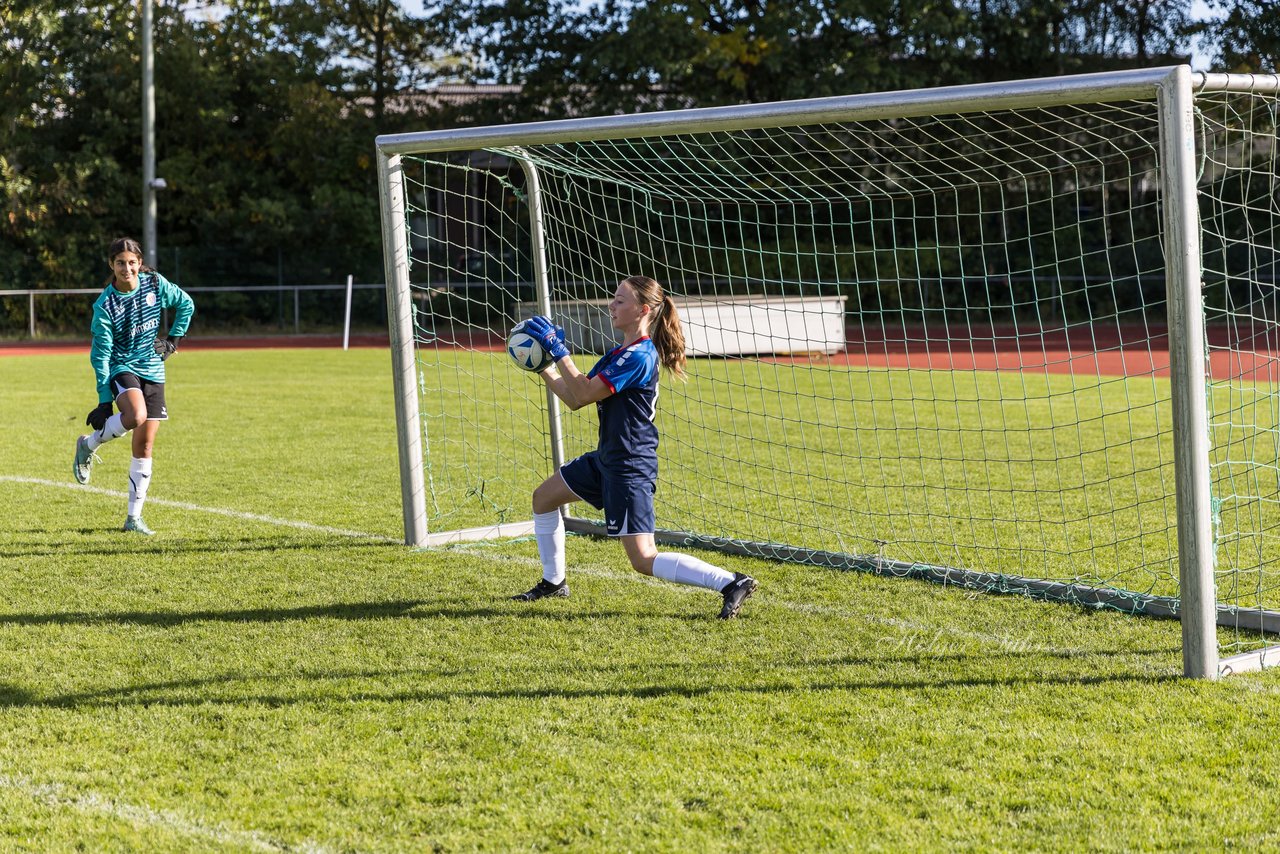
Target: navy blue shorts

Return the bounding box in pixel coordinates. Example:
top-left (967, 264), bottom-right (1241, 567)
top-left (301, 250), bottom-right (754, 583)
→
top-left (560, 452), bottom-right (656, 537)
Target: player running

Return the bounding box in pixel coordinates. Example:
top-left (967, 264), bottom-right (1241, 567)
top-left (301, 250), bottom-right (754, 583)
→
top-left (512, 275), bottom-right (758, 619)
top-left (72, 237), bottom-right (195, 535)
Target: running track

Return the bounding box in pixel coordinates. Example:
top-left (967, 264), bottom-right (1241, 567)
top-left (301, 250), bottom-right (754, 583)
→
top-left (5, 327), bottom-right (1279, 382)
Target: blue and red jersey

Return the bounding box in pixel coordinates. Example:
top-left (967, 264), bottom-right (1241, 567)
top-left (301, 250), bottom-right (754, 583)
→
top-left (587, 337), bottom-right (660, 481)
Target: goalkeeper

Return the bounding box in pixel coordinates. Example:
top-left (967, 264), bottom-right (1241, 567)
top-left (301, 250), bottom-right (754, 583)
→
top-left (72, 237), bottom-right (195, 535)
top-left (513, 275), bottom-right (758, 619)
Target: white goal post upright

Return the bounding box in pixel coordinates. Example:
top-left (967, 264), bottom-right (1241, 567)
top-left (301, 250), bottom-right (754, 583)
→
top-left (376, 67), bottom-right (1280, 678)
top-left (1156, 66), bottom-right (1216, 679)
top-left (376, 151), bottom-right (427, 547)
top-left (515, 152), bottom-right (569, 478)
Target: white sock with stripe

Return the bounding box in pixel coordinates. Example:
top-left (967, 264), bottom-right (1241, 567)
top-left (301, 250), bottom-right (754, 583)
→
top-left (127, 457), bottom-right (153, 518)
top-left (652, 552), bottom-right (736, 592)
top-left (87, 413), bottom-right (127, 451)
top-left (533, 510), bottom-right (566, 585)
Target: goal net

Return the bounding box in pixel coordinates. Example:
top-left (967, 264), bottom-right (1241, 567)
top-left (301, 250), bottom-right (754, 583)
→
top-left (376, 68), bottom-right (1280, 677)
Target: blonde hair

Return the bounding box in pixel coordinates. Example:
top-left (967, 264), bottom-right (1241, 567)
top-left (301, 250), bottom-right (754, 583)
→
top-left (623, 275), bottom-right (686, 380)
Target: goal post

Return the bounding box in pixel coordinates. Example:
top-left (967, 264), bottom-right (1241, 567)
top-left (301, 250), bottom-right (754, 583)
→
top-left (376, 150), bottom-right (427, 547)
top-left (1157, 66), bottom-right (1216, 679)
top-left (375, 66), bottom-right (1280, 678)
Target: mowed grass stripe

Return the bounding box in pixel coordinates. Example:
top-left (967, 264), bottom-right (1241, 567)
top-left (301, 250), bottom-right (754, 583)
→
top-left (3, 473), bottom-right (1094, 660)
top-left (0, 348), bottom-right (1274, 850)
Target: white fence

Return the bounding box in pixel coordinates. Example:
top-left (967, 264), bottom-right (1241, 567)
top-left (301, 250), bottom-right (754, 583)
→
top-left (0, 282), bottom-right (386, 338)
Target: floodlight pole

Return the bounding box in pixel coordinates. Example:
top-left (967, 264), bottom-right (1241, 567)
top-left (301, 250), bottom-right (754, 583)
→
top-left (142, 0), bottom-right (157, 267)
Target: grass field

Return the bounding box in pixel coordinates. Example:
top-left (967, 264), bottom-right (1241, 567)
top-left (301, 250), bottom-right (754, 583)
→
top-left (3, 346), bottom-right (1280, 851)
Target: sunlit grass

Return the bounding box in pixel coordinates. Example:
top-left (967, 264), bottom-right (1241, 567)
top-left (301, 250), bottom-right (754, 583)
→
top-left (0, 348), bottom-right (1277, 850)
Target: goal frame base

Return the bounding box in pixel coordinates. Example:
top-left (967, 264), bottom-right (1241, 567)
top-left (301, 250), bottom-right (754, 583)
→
top-left (565, 516), bottom-right (1280, 676)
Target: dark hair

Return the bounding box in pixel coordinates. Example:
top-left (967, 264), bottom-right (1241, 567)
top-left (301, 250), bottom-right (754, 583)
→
top-left (622, 275), bottom-right (686, 380)
top-left (107, 237), bottom-right (147, 264)
top-left (105, 237), bottom-right (153, 284)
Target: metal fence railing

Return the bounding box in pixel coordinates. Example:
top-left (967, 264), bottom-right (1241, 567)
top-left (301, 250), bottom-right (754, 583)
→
top-left (0, 283), bottom-right (389, 339)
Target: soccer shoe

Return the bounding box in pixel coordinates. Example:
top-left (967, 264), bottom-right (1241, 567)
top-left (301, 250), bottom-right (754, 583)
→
top-left (122, 516), bottom-right (156, 536)
top-left (511, 579), bottom-right (569, 601)
top-left (718, 573), bottom-right (758, 619)
top-left (72, 435), bottom-right (98, 484)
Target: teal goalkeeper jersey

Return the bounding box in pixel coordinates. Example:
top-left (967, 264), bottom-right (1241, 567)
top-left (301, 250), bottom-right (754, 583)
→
top-left (89, 271), bottom-right (195, 404)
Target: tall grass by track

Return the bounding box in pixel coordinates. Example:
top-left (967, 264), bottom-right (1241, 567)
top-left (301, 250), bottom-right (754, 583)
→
top-left (0, 348), bottom-right (1278, 851)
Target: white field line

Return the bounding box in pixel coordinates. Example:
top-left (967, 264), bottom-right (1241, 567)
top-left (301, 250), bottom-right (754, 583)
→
top-left (0, 773), bottom-right (330, 853)
top-left (0, 476), bottom-right (398, 541)
top-left (7, 475), bottom-right (1126, 658)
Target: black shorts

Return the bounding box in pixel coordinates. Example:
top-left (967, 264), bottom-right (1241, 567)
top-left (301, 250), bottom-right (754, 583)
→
top-left (560, 452), bottom-right (656, 537)
top-left (109, 372), bottom-right (168, 421)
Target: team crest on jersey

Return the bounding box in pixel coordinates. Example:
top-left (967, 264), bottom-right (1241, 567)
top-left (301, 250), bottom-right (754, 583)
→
top-left (146, 292), bottom-right (156, 307)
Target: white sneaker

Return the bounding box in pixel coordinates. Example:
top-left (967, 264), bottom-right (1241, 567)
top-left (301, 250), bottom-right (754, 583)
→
top-left (122, 516), bottom-right (155, 536)
top-left (73, 436), bottom-right (98, 484)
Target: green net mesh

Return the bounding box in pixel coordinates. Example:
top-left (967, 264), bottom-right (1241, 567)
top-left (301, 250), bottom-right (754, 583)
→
top-left (395, 85), bottom-right (1280, 652)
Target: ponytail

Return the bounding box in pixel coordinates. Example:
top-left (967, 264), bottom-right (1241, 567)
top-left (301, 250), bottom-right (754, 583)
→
top-left (650, 295), bottom-right (687, 380)
top-left (622, 275), bottom-right (686, 380)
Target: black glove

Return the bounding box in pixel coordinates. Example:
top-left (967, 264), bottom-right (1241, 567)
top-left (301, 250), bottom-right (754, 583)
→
top-left (154, 335), bottom-right (180, 361)
top-left (86, 401), bottom-right (113, 430)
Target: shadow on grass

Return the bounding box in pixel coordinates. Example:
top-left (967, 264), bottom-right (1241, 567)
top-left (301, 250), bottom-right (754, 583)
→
top-left (0, 591), bottom-right (1187, 709)
top-left (0, 645), bottom-right (1185, 711)
top-left (0, 536), bottom-right (398, 560)
top-left (0, 683), bottom-right (37, 705)
top-left (0, 600), bottom-right (442, 628)
top-left (0, 601), bottom-right (656, 629)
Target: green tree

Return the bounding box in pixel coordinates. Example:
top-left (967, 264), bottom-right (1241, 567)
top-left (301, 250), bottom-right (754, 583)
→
top-left (2, 0), bottom-right (468, 299)
top-left (320, 0), bottom-right (470, 127)
top-left (151, 0), bottom-right (377, 282)
top-left (1, 1), bottom-right (139, 293)
top-left (968, 0), bottom-right (1193, 79)
top-left (1205, 0), bottom-right (1279, 72)
top-left (464, 0), bottom-right (1196, 117)
top-left (462, 0), bottom-right (610, 119)
top-left (468, 0), bottom-right (978, 112)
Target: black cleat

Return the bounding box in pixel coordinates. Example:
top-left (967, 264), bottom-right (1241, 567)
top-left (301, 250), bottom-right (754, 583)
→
top-left (718, 573), bottom-right (757, 619)
top-left (512, 579), bottom-right (569, 602)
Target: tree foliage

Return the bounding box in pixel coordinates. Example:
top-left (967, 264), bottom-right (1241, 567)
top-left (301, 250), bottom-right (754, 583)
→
top-left (466, 0), bottom-right (1199, 115)
top-left (2, 2), bottom-right (136, 288)
top-left (1, 0), bottom-right (457, 291)
top-left (1205, 0), bottom-right (1280, 73)
top-left (0, 0), bottom-right (1269, 298)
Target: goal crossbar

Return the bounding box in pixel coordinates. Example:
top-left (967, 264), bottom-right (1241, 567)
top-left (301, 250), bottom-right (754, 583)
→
top-left (378, 67), bottom-right (1190, 156)
top-left (377, 67), bottom-right (1280, 679)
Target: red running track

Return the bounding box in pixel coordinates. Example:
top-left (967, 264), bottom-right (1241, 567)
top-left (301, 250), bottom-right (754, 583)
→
top-left (0, 333), bottom-right (391, 357)
top-left (6, 325), bottom-right (1279, 382)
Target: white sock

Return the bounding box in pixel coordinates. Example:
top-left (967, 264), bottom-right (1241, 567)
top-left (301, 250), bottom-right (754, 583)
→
top-left (533, 510), bottom-right (566, 585)
top-left (127, 457), bottom-right (153, 518)
top-left (87, 413), bottom-right (127, 451)
top-left (652, 552), bottom-right (736, 592)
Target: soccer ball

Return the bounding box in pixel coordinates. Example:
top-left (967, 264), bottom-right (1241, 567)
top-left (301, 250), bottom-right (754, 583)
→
top-left (507, 325), bottom-right (551, 372)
